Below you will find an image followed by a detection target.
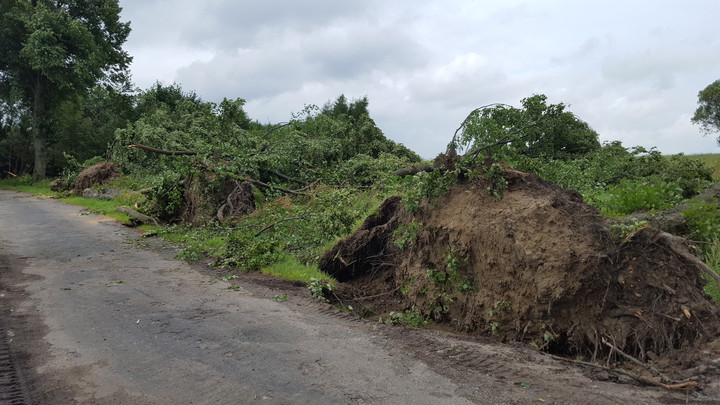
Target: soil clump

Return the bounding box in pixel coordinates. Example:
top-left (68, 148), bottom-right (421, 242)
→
top-left (320, 163), bottom-right (720, 381)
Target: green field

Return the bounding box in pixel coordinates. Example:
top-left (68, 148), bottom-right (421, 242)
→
top-left (689, 153), bottom-right (720, 179)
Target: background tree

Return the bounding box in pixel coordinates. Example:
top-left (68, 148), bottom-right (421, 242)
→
top-left (0, 0), bottom-right (131, 178)
top-left (692, 80), bottom-right (720, 145)
top-left (452, 94), bottom-right (600, 161)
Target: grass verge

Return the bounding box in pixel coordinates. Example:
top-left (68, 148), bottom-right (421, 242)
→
top-left (702, 241), bottom-right (720, 305)
top-left (261, 256), bottom-right (333, 284)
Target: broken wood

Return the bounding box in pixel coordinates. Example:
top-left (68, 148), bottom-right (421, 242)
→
top-left (116, 206), bottom-right (160, 226)
top-left (549, 354), bottom-right (698, 392)
top-left (129, 143), bottom-right (201, 156)
top-left (391, 165), bottom-right (434, 177)
top-left (635, 376), bottom-right (698, 391)
top-left (2, 171), bottom-right (18, 177)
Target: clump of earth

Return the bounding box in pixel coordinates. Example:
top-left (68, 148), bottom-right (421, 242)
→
top-left (319, 161), bottom-right (720, 381)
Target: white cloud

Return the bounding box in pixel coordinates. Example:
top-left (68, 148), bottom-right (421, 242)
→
top-left (119, 0), bottom-right (720, 159)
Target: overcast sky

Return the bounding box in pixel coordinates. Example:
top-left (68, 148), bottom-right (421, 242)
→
top-left (118, 0), bottom-right (720, 159)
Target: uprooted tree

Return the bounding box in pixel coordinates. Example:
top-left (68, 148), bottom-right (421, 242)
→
top-left (112, 87), bottom-right (421, 225)
top-left (317, 94), bottom-right (720, 388)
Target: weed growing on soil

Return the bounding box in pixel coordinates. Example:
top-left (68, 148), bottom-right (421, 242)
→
top-left (393, 222), bottom-right (422, 250)
top-left (609, 219), bottom-right (650, 242)
top-left (426, 268), bottom-right (450, 285)
top-left (444, 250), bottom-right (467, 278)
top-left (403, 170), bottom-right (457, 212)
top-left (487, 300), bottom-right (511, 317)
top-left (483, 162), bottom-right (508, 199)
top-left (381, 308), bottom-right (431, 328)
top-left (308, 278), bottom-right (334, 303)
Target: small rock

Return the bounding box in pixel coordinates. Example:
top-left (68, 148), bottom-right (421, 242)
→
top-left (82, 187), bottom-right (123, 200)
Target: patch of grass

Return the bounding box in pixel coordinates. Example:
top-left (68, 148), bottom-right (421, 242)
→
top-left (60, 195), bottom-right (132, 224)
top-left (0, 178), bottom-right (58, 197)
top-left (702, 241), bottom-right (720, 305)
top-left (261, 256), bottom-right (333, 284)
top-left (146, 225), bottom-right (228, 263)
top-left (688, 154), bottom-right (720, 180)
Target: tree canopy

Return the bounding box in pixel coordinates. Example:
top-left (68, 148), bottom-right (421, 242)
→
top-left (692, 80), bottom-right (720, 145)
top-left (0, 0), bottom-right (131, 178)
top-left (451, 94), bottom-right (600, 161)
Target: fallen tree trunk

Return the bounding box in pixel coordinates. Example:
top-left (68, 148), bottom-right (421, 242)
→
top-left (116, 206), bottom-right (160, 226)
top-left (391, 165), bottom-right (434, 177)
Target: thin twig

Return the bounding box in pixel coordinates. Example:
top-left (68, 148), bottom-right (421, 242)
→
top-left (601, 337), bottom-right (669, 381)
top-left (548, 354), bottom-right (697, 391)
top-left (350, 286), bottom-right (402, 301)
top-left (242, 175), bottom-right (308, 197)
top-left (254, 216), bottom-right (307, 237)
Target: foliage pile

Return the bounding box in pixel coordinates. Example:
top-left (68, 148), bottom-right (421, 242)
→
top-left (72, 161), bottom-right (120, 194)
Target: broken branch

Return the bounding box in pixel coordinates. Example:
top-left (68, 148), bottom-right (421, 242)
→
top-left (254, 216), bottom-right (307, 237)
top-left (129, 143), bottom-right (201, 156)
top-left (242, 175), bottom-right (308, 196)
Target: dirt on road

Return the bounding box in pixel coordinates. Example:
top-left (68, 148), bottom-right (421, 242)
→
top-left (0, 189), bottom-right (718, 404)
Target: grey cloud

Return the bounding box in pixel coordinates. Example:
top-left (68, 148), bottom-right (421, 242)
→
top-left (178, 1), bottom-right (378, 50)
top-left (302, 27), bottom-right (429, 79)
top-left (176, 49), bottom-right (312, 100)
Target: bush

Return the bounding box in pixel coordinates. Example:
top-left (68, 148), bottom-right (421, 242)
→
top-left (587, 177), bottom-right (684, 215)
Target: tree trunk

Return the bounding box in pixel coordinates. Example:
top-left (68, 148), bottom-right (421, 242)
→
top-left (32, 72), bottom-right (47, 179)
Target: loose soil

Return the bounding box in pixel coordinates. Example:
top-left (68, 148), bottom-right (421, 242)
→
top-left (320, 164), bottom-right (720, 390)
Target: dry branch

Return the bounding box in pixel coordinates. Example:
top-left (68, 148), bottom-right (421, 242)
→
top-left (550, 354), bottom-right (697, 392)
top-left (601, 337), bottom-right (668, 381)
top-left (254, 216), bottom-right (307, 237)
top-left (2, 171), bottom-right (18, 177)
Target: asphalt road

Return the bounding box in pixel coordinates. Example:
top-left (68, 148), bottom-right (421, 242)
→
top-left (0, 190), bottom-right (706, 404)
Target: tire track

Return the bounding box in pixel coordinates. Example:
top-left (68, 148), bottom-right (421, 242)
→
top-left (0, 317), bottom-right (28, 405)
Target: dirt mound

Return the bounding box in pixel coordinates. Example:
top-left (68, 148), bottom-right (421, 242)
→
top-left (320, 165), bottom-right (720, 369)
top-left (73, 162), bottom-right (120, 194)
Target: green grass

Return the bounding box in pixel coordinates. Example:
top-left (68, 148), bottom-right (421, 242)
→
top-left (59, 195), bottom-right (132, 224)
top-left (702, 241), bottom-right (720, 305)
top-left (0, 178), bottom-right (58, 197)
top-left (689, 153), bottom-right (720, 180)
top-left (261, 256), bottom-right (335, 284)
top-left (0, 178), bottom-right (132, 222)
